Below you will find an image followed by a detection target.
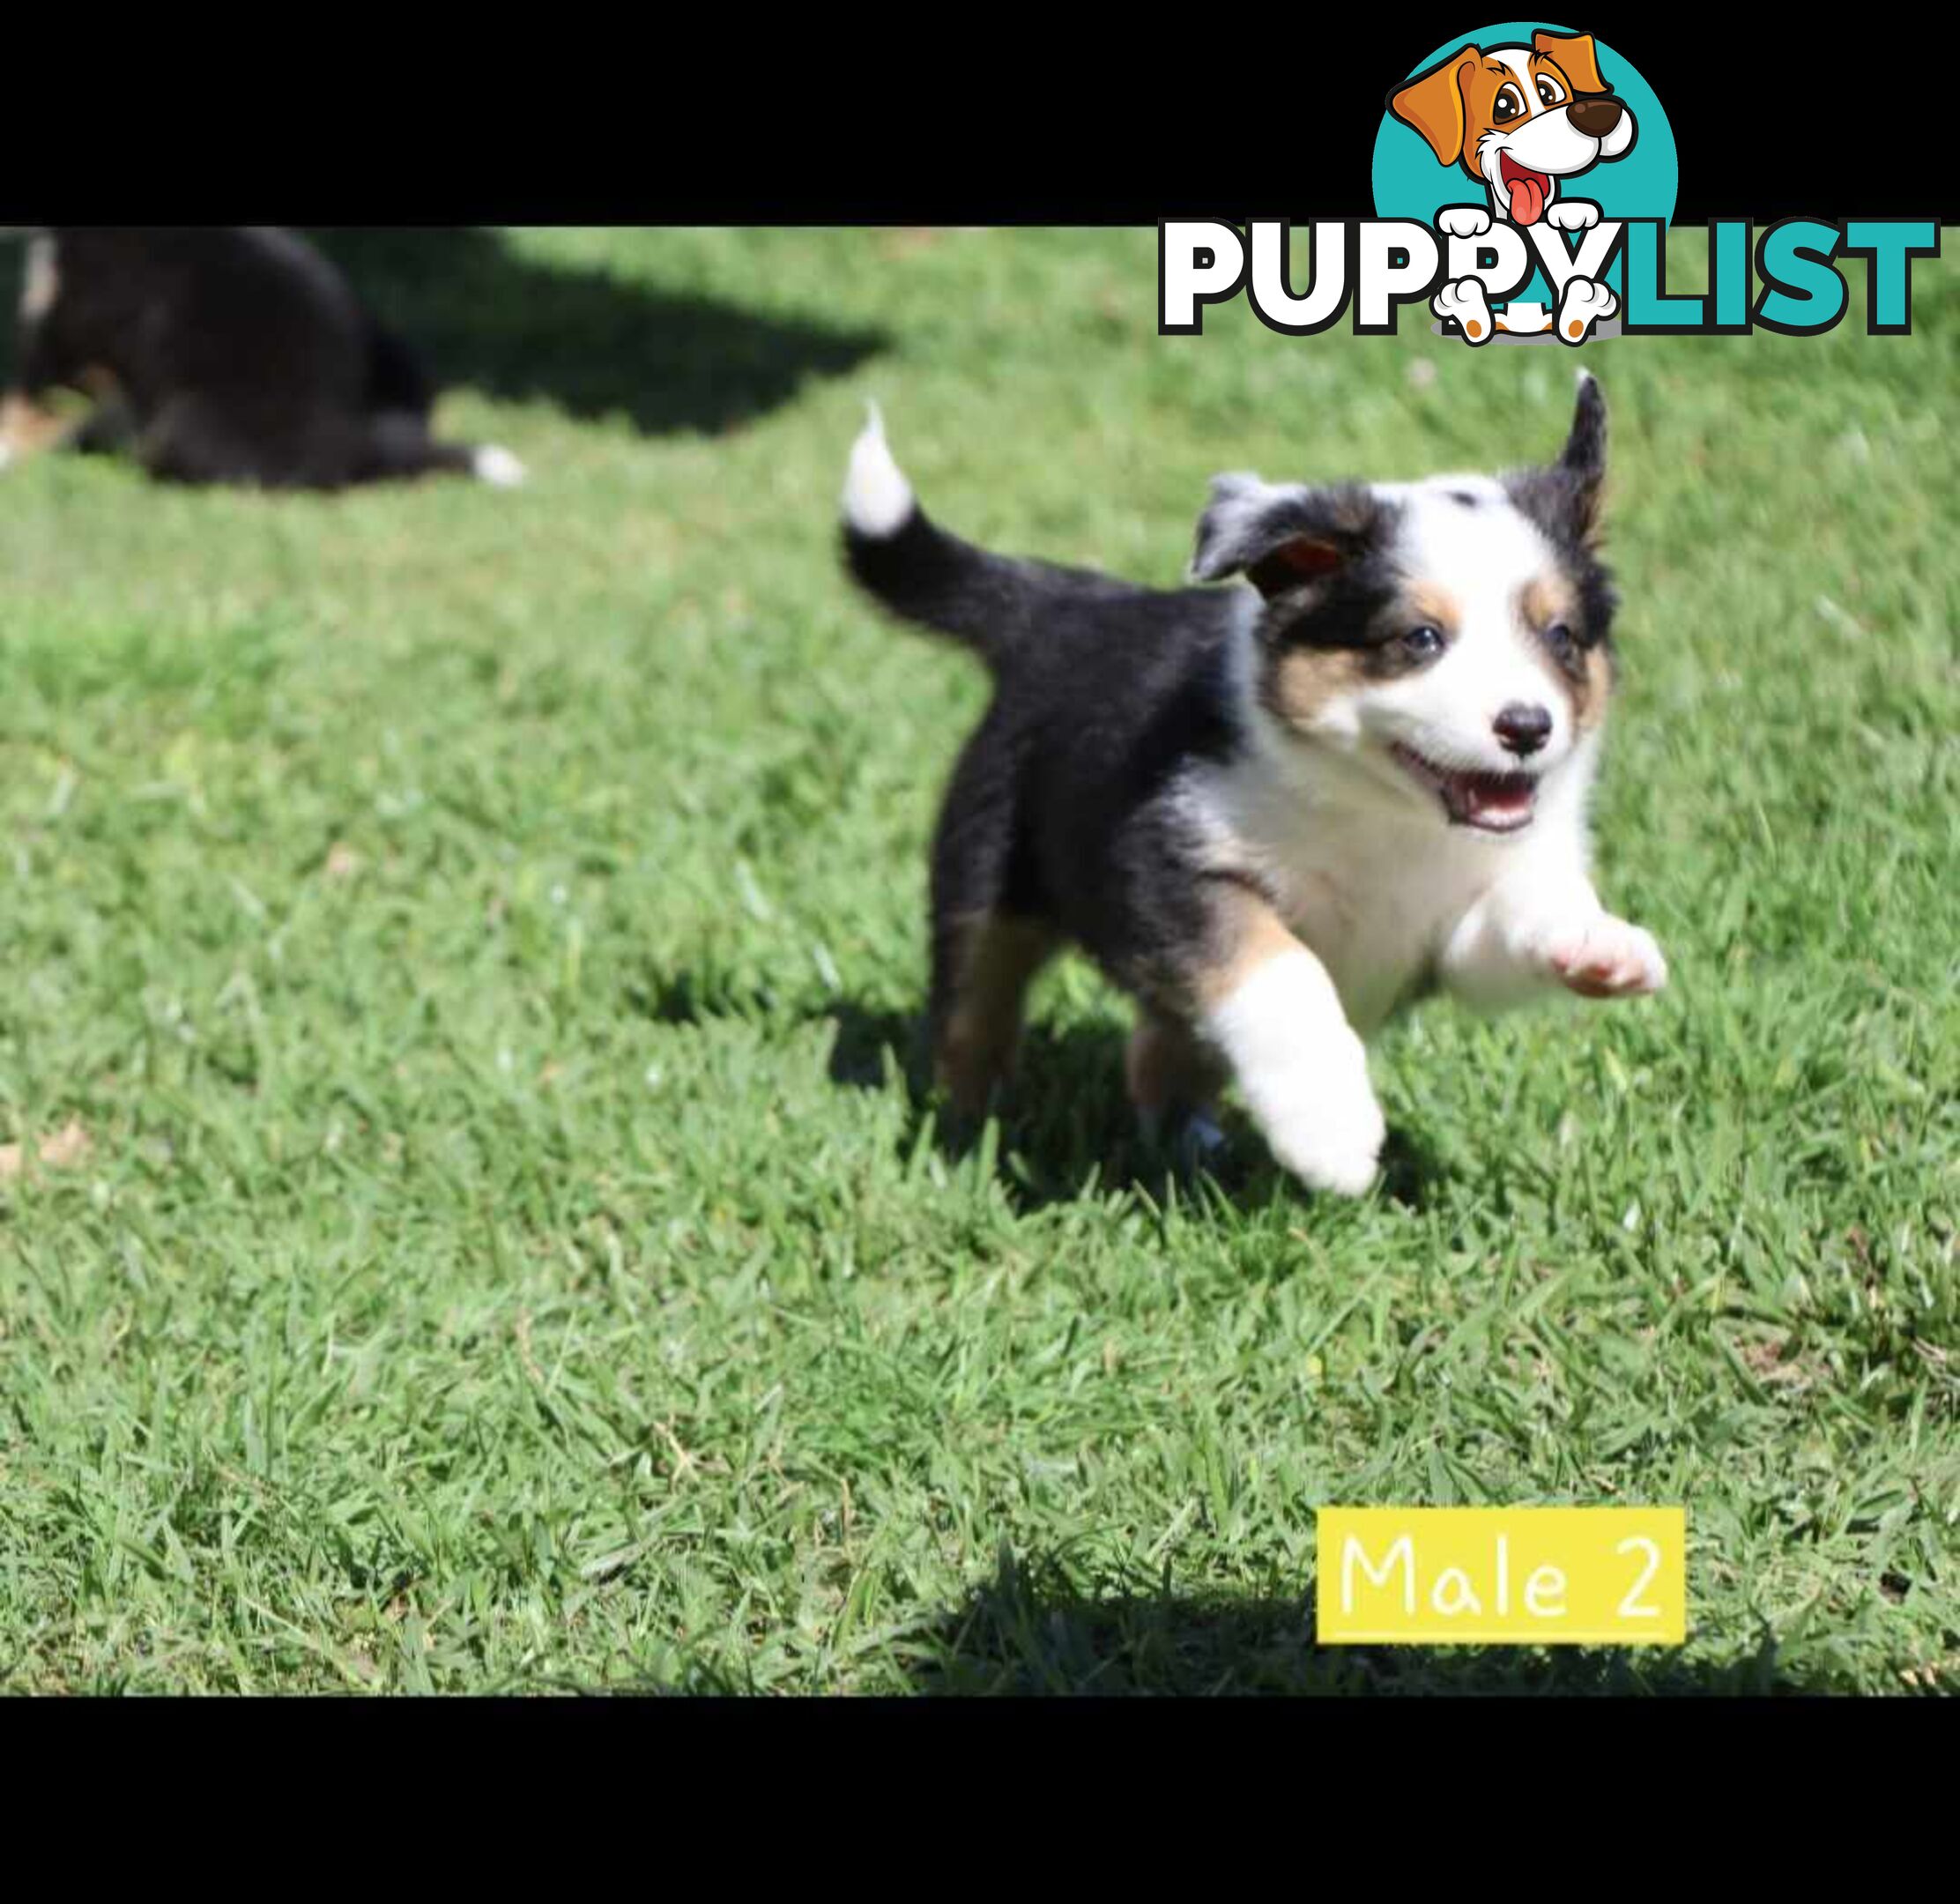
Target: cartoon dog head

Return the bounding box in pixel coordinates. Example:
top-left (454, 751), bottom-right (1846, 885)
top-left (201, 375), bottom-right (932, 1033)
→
top-left (1388, 30), bottom-right (1636, 227)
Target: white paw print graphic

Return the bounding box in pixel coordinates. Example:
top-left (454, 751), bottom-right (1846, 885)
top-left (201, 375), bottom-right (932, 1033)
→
top-left (1432, 278), bottom-right (1495, 344)
top-left (1437, 205), bottom-right (1493, 239)
top-left (1545, 198), bottom-right (1601, 233)
top-left (1556, 275), bottom-right (1618, 344)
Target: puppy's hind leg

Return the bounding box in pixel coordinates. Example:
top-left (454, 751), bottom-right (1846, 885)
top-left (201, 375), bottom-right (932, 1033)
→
top-left (924, 720), bottom-right (1057, 1121)
top-left (929, 909), bottom-right (1058, 1123)
top-left (1125, 1008), bottom-right (1229, 1170)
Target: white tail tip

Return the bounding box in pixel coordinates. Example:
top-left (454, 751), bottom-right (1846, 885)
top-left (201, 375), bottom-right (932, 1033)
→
top-left (473, 444), bottom-right (527, 488)
top-left (842, 400), bottom-right (913, 538)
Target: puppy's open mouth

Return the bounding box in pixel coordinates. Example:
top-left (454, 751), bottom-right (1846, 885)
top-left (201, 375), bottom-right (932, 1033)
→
top-left (1498, 152), bottom-right (1552, 227)
top-left (1392, 744), bottom-right (1538, 833)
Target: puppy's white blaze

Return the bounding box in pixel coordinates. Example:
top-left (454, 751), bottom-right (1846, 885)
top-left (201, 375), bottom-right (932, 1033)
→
top-left (21, 235), bottom-right (58, 321)
top-left (472, 444), bottom-right (527, 487)
top-left (1203, 949), bottom-right (1385, 1196)
top-left (1486, 46), bottom-right (1536, 89)
top-left (843, 402), bottom-right (913, 538)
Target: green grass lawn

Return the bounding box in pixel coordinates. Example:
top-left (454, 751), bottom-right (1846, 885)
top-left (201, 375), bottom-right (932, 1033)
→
top-left (0, 227), bottom-right (1953, 1693)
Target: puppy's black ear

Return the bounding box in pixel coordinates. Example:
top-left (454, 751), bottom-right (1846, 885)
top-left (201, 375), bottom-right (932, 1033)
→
top-left (1511, 371), bottom-right (1609, 550)
top-left (1190, 476), bottom-right (1389, 597)
top-left (1562, 368), bottom-right (1607, 494)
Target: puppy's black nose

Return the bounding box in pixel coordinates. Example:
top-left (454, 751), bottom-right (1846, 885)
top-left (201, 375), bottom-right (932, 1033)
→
top-left (1568, 95), bottom-right (1623, 138)
top-left (1494, 703), bottom-right (1553, 755)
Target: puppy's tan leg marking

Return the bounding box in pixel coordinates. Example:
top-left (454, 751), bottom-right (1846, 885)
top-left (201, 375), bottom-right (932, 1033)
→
top-left (1125, 1008), bottom-right (1228, 1134)
top-left (934, 912), bottom-right (1058, 1118)
top-left (0, 391), bottom-right (70, 460)
top-left (1184, 882), bottom-right (1385, 1197)
top-left (1187, 881), bottom-right (1308, 1013)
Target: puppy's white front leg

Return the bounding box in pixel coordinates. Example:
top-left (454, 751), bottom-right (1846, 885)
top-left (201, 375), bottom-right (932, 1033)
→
top-left (1442, 871), bottom-right (1667, 1010)
top-left (1203, 945), bottom-right (1385, 1196)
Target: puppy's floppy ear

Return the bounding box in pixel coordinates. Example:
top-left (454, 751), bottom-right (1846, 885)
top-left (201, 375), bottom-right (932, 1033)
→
top-left (1191, 475), bottom-right (1390, 597)
top-left (1388, 46), bottom-right (1480, 166)
top-left (1533, 28), bottom-right (1609, 94)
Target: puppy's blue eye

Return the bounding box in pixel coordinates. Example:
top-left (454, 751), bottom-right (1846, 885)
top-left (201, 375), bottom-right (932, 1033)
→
top-left (1546, 621), bottom-right (1578, 657)
top-left (1404, 625), bottom-right (1445, 658)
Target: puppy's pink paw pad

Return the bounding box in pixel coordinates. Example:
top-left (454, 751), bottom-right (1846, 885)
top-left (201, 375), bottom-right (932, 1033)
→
top-left (1546, 919), bottom-right (1667, 999)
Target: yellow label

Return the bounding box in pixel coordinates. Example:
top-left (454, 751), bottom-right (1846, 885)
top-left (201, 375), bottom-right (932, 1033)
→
top-left (1316, 1507), bottom-right (1686, 1646)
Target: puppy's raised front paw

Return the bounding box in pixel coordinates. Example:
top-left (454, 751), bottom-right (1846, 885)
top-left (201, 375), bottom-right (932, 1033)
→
top-left (1438, 205), bottom-right (1493, 239)
top-left (1555, 275), bottom-right (1618, 344)
top-left (1433, 278), bottom-right (1495, 344)
top-left (1545, 198), bottom-right (1600, 232)
top-left (1542, 915), bottom-right (1667, 1000)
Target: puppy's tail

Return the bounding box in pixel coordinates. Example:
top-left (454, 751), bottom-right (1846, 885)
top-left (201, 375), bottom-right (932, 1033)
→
top-left (360, 412), bottom-right (527, 488)
top-left (840, 405), bottom-right (1031, 670)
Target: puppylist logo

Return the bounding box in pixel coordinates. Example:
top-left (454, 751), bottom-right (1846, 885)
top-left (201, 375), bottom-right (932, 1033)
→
top-left (1161, 23), bottom-right (1938, 343)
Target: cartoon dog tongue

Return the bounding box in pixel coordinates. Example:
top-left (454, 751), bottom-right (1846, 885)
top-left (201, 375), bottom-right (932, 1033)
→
top-left (1503, 160), bottom-right (1548, 226)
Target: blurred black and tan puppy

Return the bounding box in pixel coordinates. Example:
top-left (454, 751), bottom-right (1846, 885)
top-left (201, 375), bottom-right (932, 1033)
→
top-left (0, 228), bottom-right (523, 491)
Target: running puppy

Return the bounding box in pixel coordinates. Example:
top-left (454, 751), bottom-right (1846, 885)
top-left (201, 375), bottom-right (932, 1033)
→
top-left (839, 376), bottom-right (1665, 1195)
top-left (0, 228), bottom-right (523, 491)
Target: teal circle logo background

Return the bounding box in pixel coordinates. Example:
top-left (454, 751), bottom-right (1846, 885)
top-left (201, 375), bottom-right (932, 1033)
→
top-left (1370, 23), bottom-right (1677, 305)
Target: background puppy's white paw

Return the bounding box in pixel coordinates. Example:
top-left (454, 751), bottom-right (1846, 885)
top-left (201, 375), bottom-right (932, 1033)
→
top-left (1543, 916), bottom-right (1667, 999)
top-left (1555, 276), bottom-right (1617, 343)
top-left (1432, 278), bottom-right (1495, 344)
top-left (1438, 206), bottom-right (1493, 238)
top-left (1546, 199), bottom-right (1600, 232)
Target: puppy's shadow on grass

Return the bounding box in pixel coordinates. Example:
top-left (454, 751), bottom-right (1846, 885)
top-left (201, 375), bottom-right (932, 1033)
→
top-left (820, 1000), bottom-right (1448, 1216)
top-left (304, 229), bottom-right (887, 436)
top-left (908, 1554), bottom-right (1845, 1696)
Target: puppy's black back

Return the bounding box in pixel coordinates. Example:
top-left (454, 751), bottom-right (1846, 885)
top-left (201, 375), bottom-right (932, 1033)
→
top-left (42, 229), bottom-right (368, 415)
top-left (846, 487), bottom-right (1246, 981)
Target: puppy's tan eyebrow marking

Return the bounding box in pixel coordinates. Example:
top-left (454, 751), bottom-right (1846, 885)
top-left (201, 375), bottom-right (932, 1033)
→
top-left (1521, 574), bottom-right (1575, 628)
top-left (1409, 582), bottom-right (1462, 630)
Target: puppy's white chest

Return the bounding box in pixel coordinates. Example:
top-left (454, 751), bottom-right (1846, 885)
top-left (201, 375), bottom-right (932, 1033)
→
top-left (1198, 768), bottom-right (1498, 1034)
top-left (1269, 824), bottom-right (1491, 1033)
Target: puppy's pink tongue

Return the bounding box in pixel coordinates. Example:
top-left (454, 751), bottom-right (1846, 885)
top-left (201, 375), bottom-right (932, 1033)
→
top-left (1508, 175), bottom-right (1546, 225)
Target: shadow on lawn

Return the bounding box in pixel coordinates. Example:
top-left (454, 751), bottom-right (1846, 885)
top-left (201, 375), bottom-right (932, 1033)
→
top-left (304, 228), bottom-right (886, 436)
top-left (820, 999), bottom-right (1448, 1216)
top-left (906, 1552), bottom-right (1844, 1696)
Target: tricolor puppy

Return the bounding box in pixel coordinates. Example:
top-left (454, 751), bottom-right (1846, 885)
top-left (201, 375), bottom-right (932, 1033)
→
top-left (0, 228), bottom-right (524, 491)
top-left (1391, 29), bottom-right (1637, 343)
top-left (840, 375), bottom-right (1665, 1196)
